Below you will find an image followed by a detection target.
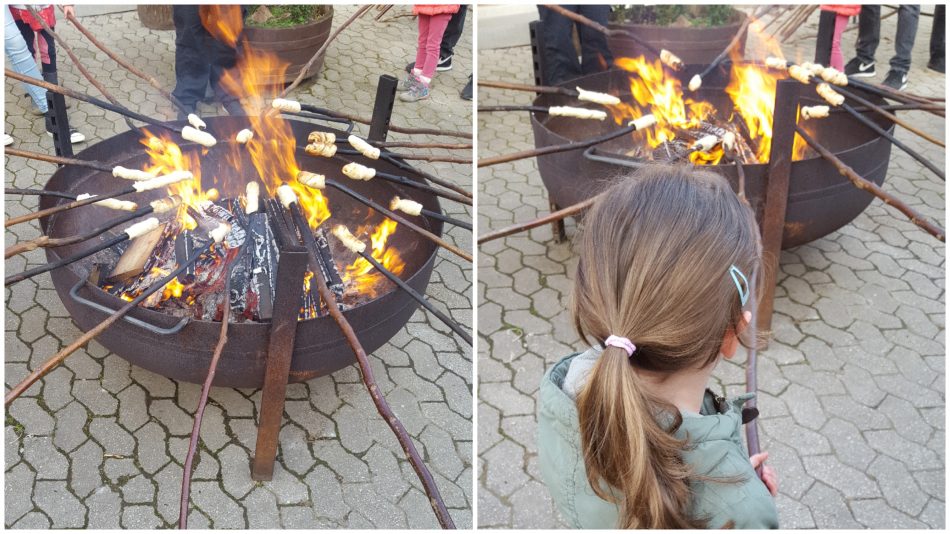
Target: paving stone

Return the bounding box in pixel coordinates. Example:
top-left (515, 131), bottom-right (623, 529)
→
top-left (4, 463), bottom-right (35, 525)
top-left (8, 398), bottom-right (54, 436)
top-left (305, 465), bottom-right (349, 521)
top-left (22, 436), bottom-right (69, 480)
top-left (12, 511), bottom-right (51, 529)
top-left (32, 480), bottom-right (85, 528)
top-left (868, 455), bottom-right (928, 517)
top-left (70, 440), bottom-right (104, 499)
top-left (191, 481), bottom-right (246, 529)
top-left (802, 455), bottom-right (880, 499)
top-left (850, 498), bottom-right (927, 529)
top-left (121, 505), bottom-right (163, 529)
top-left (85, 487), bottom-right (121, 529)
top-left (89, 417), bottom-right (135, 456)
top-left (800, 482), bottom-right (862, 528)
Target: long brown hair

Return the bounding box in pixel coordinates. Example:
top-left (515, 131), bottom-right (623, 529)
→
top-left (570, 165), bottom-right (762, 528)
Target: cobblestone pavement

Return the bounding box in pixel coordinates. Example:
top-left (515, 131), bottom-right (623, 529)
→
top-left (477, 7), bottom-right (944, 529)
top-left (5, 6), bottom-right (472, 529)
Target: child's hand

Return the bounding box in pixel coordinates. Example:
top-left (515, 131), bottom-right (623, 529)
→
top-left (750, 452), bottom-right (778, 496)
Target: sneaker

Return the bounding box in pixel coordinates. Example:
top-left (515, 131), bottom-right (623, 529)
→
top-left (398, 80), bottom-right (430, 102)
top-left (46, 128), bottom-right (86, 144)
top-left (30, 106), bottom-right (47, 116)
top-left (882, 70), bottom-right (909, 90)
top-left (436, 55), bottom-right (453, 71)
top-left (927, 57), bottom-right (945, 74)
top-left (844, 57), bottom-right (876, 78)
top-left (460, 75), bottom-right (472, 101)
top-left (3, 133), bottom-right (13, 146)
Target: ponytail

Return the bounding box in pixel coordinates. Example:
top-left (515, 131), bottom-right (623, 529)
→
top-left (577, 347), bottom-right (699, 528)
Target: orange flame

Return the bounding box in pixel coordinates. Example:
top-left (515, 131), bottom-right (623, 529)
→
top-left (344, 219), bottom-right (405, 298)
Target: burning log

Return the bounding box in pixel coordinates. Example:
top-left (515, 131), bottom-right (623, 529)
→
top-left (297, 174), bottom-right (473, 262)
top-left (390, 196), bottom-right (472, 231)
top-left (107, 221), bottom-right (167, 283)
top-left (478, 116), bottom-right (655, 168)
top-left (277, 186), bottom-right (345, 307)
top-left (5, 171), bottom-right (192, 228)
top-left (6, 217), bottom-right (160, 285)
top-left (795, 126), bottom-right (944, 241)
top-left (243, 183), bottom-right (278, 320)
top-left (4, 234), bottom-right (223, 407)
top-left (332, 225), bottom-right (472, 345)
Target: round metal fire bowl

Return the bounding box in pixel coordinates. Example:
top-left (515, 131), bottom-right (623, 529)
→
top-left (530, 68), bottom-right (896, 248)
top-left (39, 116), bottom-right (444, 387)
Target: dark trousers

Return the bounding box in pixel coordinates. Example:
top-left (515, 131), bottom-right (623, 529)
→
top-left (815, 10), bottom-right (837, 66)
top-left (855, 4), bottom-right (920, 73)
top-left (440, 5), bottom-right (467, 59)
top-left (172, 5), bottom-right (242, 113)
top-left (931, 5), bottom-right (944, 63)
top-left (14, 19), bottom-right (56, 79)
top-left (537, 5), bottom-right (613, 86)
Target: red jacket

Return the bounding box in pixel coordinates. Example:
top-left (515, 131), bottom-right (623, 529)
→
top-left (413, 5), bottom-right (460, 16)
top-left (820, 5), bottom-right (861, 17)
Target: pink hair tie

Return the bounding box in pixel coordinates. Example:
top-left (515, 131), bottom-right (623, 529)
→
top-left (605, 335), bottom-right (637, 357)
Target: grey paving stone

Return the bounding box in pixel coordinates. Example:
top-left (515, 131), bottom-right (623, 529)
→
top-left (32, 480), bottom-right (85, 528)
top-left (85, 487), bottom-right (121, 529)
top-left (850, 498), bottom-right (927, 529)
top-left (69, 440), bottom-right (104, 499)
top-left (22, 436), bottom-right (69, 480)
top-left (4, 463), bottom-right (35, 525)
top-left (121, 504), bottom-right (163, 529)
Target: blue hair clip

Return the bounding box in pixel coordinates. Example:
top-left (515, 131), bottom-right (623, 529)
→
top-left (729, 265), bottom-right (750, 306)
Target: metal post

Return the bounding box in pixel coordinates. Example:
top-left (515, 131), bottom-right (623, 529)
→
top-left (251, 202), bottom-right (309, 481)
top-left (530, 19), bottom-right (567, 242)
top-left (758, 78), bottom-right (800, 335)
top-left (368, 74), bottom-right (397, 142)
top-left (47, 91), bottom-right (73, 158)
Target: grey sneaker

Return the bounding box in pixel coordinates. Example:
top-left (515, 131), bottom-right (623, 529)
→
top-left (398, 80), bottom-right (430, 102)
top-left (397, 71), bottom-right (420, 91)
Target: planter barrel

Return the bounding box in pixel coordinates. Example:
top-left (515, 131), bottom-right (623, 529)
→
top-left (607, 12), bottom-right (747, 64)
top-left (242, 8), bottom-right (334, 86)
top-left (137, 5), bottom-right (174, 31)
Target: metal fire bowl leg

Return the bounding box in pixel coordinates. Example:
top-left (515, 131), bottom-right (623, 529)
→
top-left (37, 116), bottom-right (445, 388)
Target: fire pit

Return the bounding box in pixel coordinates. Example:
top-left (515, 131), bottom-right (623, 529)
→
top-left (530, 65), bottom-right (896, 248)
top-left (37, 116), bottom-right (442, 388)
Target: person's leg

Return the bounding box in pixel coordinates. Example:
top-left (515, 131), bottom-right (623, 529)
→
top-left (420, 13), bottom-right (452, 80)
top-left (439, 5), bottom-right (467, 60)
top-left (36, 29), bottom-right (56, 81)
top-left (830, 14), bottom-right (849, 70)
top-left (171, 5), bottom-right (209, 113)
top-left (537, 5), bottom-right (582, 85)
top-left (577, 4), bottom-right (612, 75)
top-left (929, 5), bottom-right (945, 71)
top-left (414, 14), bottom-right (431, 75)
top-left (889, 4), bottom-right (920, 74)
top-left (855, 5), bottom-right (881, 64)
top-left (815, 10), bottom-right (836, 66)
top-left (4, 8), bottom-right (48, 113)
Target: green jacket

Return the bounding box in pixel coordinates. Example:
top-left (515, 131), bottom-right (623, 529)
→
top-left (537, 353), bottom-right (780, 529)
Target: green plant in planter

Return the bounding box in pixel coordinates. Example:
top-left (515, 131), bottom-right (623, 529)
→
top-left (610, 5), bottom-right (738, 27)
top-left (245, 5), bottom-right (329, 28)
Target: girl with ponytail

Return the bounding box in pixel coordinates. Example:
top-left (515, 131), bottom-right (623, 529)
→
top-left (538, 166), bottom-right (779, 529)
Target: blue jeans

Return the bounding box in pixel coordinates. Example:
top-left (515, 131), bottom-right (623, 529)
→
top-left (4, 7), bottom-right (48, 113)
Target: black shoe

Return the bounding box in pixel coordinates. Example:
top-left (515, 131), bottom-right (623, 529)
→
top-left (882, 70), bottom-right (908, 90)
top-left (461, 75), bottom-right (472, 101)
top-left (404, 55), bottom-right (453, 73)
top-left (927, 57), bottom-right (945, 74)
top-left (844, 57), bottom-right (876, 77)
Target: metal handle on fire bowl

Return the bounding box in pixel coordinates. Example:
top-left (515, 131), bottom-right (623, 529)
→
top-left (582, 146), bottom-right (650, 170)
top-left (69, 276), bottom-right (190, 336)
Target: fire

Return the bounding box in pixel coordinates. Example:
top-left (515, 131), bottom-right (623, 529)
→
top-left (726, 62), bottom-right (777, 161)
top-left (140, 130), bottom-right (209, 230)
top-left (344, 219), bottom-right (406, 298)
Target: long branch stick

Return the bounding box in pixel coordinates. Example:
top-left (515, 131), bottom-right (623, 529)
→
top-left (63, 10), bottom-right (189, 116)
top-left (478, 122), bottom-right (639, 168)
top-left (4, 69), bottom-right (180, 135)
top-left (5, 186), bottom-right (136, 228)
top-left (5, 146), bottom-right (113, 172)
top-left (303, 105), bottom-right (473, 139)
top-left (294, 217), bottom-right (456, 529)
top-left (374, 141), bottom-right (472, 150)
top-left (179, 258), bottom-right (237, 529)
top-left (835, 85), bottom-right (945, 148)
top-left (745, 268), bottom-right (763, 478)
top-left (542, 4), bottom-right (664, 59)
top-left (6, 232), bottom-right (128, 285)
top-left (5, 188), bottom-right (76, 200)
top-left (796, 126), bottom-right (944, 241)
top-left (692, 15), bottom-right (752, 89)
top-left (379, 153), bottom-right (473, 198)
top-left (476, 80), bottom-right (578, 97)
top-left (326, 180), bottom-right (472, 262)
top-left (838, 102), bottom-right (944, 179)
top-left (477, 196), bottom-right (598, 244)
top-left (5, 207), bottom-right (150, 259)
top-left (4, 243), bottom-right (212, 406)
top-left (29, 7), bottom-right (136, 131)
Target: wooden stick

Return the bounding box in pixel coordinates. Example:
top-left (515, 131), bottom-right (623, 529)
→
top-left (838, 102), bottom-right (944, 179)
top-left (63, 10), bottom-right (189, 116)
top-left (378, 153), bottom-right (473, 198)
top-left (333, 155), bottom-right (473, 205)
top-left (476, 80), bottom-right (578, 97)
top-left (693, 15), bottom-right (751, 88)
top-left (378, 153), bottom-right (471, 165)
top-left (5, 207), bottom-right (149, 259)
top-left (420, 209), bottom-right (472, 231)
top-left (846, 76), bottom-right (946, 108)
top-left (4, 243), bottom-right (213, 407)
top-left (5, 188), bottom-right (76, 200)
top-left (179, 255), bottom-right (237, 529)
top-left (835, 85), bottom-right (946, 148)
top-left (478, 105), bottom-right (548, 113)
top-left (277, 5), bottom-right (373, 99)
top-left (302, 105), bottom-right (473, 139)
top-left (478, 122), bottom-right (639, 168)
top-left (829, 103), bottom-right (945, 114)
top-left (4, 69), bottom-right (180, 135)
top-left (326, 180), bottom-right (472, 262)
top-left (374, 141), bottom-right (472, 150)
top-left (5, 146), bottom-right (113, 172)
top-left (295, 222), bottom-right (457, 529)
top-left (542, 4), bottom-right (665, 59)
top-left (5, 186), bottom-right (137, 228)
top-left (744, 267), bottom-right (763, 478)
top-left (28, 7), bottom-right (136, 131)
top-left (796, 126), bottom-right (944, 241)
top-left (478, 196), bottom-right (598, 244)
top-left (6, 232), bottom-right (128, 285)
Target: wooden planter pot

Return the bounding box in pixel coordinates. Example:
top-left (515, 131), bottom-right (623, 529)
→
top-left (607, 11), bottom-right (747, 65)
top-left (242, 7), bottom-right (334, 86)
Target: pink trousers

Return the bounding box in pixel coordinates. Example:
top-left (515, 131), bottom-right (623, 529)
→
top-left (830, 14), bottom-right (849, 70)
top-left (414, 13), bottom-right (452, 80)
